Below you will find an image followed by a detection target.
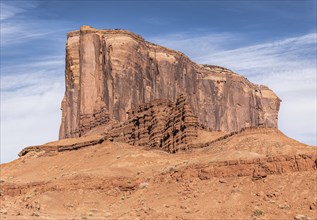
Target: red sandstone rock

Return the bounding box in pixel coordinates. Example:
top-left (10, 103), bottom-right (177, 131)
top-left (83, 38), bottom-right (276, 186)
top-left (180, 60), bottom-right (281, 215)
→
top-left (59, 26), bottom-right (280, 139)
top-left (106, 93), bottom-right (198, 152)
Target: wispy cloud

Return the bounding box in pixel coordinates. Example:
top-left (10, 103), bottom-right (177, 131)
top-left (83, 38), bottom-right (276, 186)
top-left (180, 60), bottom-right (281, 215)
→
top-left (150, 32), bottom-right (241, 58)
top-left (1, 2), bottom-right (38, 45)
top-left (1, 1), bottom-right (66, 163)
top-left (0, 1), bottom-right (68, 46)
top-left (195, 33), bottom-right (316, 74)
top-left (151, 32), bottom-right (317, 145)
top-left (1, 57), bottom-right (65, 163)
top-left (0, 1), bottom-right (37, 20)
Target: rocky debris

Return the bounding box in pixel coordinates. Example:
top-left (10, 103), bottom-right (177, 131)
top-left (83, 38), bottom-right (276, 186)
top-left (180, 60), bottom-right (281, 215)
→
top-left (294, 214), bottom-right (311, 220)
top-left (118, 183), bottom-right (137, 192)
top-left (0, 208), bottom-right (7, 215)
top-left (278, 203), bottom-right (290, 210)
top-left (252, 208), bottom-right (264, 217)
top-left (59, 26), bottom-right (280, 139)
top-left (309, 199), bottom-right (317, 210)
top-left (139, 182), bottom-right (149, 189)
top-left (252, 168), bottom-right (268, 180)
top-left (106, 94), bottom-right (198, 152)
top-left (198, 170), bottom-right (210, 180)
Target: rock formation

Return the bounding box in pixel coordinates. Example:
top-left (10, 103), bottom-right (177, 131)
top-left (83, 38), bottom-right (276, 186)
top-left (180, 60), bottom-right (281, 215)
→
top-left (5, 26), bottom-right (317, 220)
top-left (107, 93), bottom-right (198, 152)
top-left (18, 135), bottom-right (105, 157)
top-left (59, 26), bottom-right (281, 141)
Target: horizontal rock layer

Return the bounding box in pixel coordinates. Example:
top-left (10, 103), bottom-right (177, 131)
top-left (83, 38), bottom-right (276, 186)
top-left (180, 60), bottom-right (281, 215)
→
top-left (107, 94), bottom-right (198, 152)
top-left (6, 153), bottom-right (317, 197)
top-left (174, 153), bottom-right (317, 180)
top-left (18, 135), bottom-right (105, 157)
top-left (59, 26), bottom-right (280, 139)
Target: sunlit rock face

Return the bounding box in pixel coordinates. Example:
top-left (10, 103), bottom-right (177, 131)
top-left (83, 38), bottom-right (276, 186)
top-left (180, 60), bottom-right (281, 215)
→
top-left (59, 26), bottom-right (280, 139)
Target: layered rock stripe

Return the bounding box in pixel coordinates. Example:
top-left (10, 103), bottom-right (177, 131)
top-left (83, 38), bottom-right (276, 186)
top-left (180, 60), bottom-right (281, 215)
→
top-left (107, 93), bottom-right (198, 153)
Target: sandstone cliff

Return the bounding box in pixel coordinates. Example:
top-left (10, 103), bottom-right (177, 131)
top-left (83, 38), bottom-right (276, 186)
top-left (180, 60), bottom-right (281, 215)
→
top-left (59, 26), bottom-right (280, 139)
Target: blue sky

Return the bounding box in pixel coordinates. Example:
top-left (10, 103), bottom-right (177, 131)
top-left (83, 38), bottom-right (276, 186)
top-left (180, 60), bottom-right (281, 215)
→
top-left (1, 0), bottom-right (316, 163)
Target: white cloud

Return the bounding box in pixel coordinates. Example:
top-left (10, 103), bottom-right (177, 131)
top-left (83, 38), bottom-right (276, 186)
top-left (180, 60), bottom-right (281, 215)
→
top-left (195, 33), bottom-right (316, 73)
top-left (0, 2), bottom-right (66, 163)
top-left (1, 58), bottom-right (65, 163)
top-left (151, 32), bottom-right (317, 146)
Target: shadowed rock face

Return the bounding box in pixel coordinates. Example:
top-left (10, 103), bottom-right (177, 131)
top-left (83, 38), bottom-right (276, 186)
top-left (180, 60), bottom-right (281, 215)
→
top-left (59, 26), bottom-right (280, 139)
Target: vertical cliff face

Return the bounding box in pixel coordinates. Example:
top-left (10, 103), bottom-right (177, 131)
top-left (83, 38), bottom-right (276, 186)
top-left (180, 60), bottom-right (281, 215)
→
top-left (59, 26), bottom-right (280, 139)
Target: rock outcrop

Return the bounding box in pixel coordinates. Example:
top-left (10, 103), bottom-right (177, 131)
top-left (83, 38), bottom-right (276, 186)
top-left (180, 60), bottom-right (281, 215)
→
top-left (107, 93), bottom-right (198, 152)
top-left (4, 153), bottom-right (317, 197)
top-left (18, 135), bottom-right (105, 157)
top-left (59, 26), bottom-right (280, 139)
